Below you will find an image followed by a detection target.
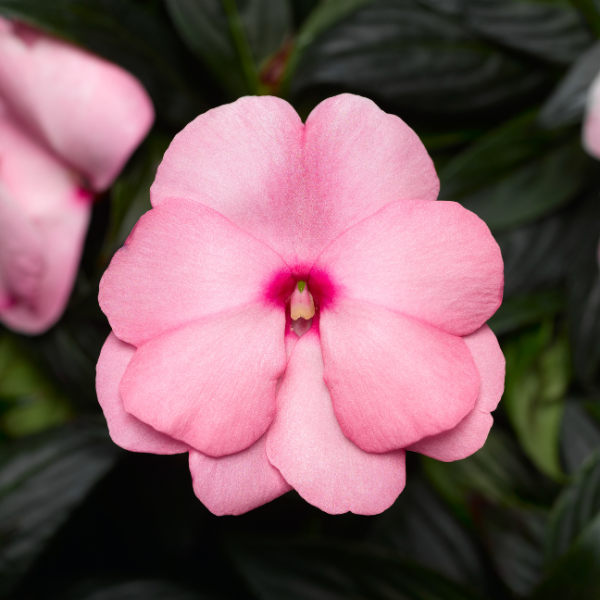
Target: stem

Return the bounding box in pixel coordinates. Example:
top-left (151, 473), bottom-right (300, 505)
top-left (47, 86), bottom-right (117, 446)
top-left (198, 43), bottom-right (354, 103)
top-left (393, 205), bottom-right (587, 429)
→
top-left (221, 0), bottom-right (260, 94)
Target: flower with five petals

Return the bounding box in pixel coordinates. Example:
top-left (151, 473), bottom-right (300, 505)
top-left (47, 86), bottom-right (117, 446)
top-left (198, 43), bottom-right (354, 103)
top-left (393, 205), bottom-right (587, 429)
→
top-left (97, 94), bottom-right (505, 516)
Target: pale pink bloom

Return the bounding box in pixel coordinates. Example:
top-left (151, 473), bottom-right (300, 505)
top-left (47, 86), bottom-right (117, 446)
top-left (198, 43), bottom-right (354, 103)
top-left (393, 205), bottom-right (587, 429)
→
top-left (584, 70), bottom-right (600, 159)
top-left (97, 94), bottom-right (505, 516)
top-left (584, 71), bottom-right (600, 158)
top-left (0, 18), bottom-right (154, 333)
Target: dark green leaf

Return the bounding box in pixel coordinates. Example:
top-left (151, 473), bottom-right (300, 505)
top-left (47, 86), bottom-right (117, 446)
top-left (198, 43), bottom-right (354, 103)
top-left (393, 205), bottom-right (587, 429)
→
top-left (0, 422), bottom-right (118, 596)
top-left (422, 430), bottom-right (556, 517)
top-left (0, 0), bottom-right (206, 125)
top-left (487, 290), bottom-right (565, 336)
top-left (230, 538), bottom-right (485, 600)
top-left (64, 579), bottom-right (212, 600)
top-left (439, 111), bottom-right (597, 231)
top-left (284, 0), bottom-right (376, 86)
top-left (502, 322), bottom-right (569, 480)
top-left (531, 514), bottom-right (600, 600)
top-left (465, 0), bottom-right (592, 65)
top-left (480, 504), bottom-right (546, 596)
top-left (539, 41), bottom-right (600, 128)
top-left (498, 191), bottom-right (600, 298)
top-left (291, 0), bottom-right (550, 114)
top-left (545, 450), bottom-right (600, 565)
top-left (0, 335), bottom-right (71, 438)
top-left (165, 0), bottom-right (292, 96)
top-left (565, 194), bottom-right (600, 388)
top-left (561, 402), bottom-right (600, 474)
top-left (369, 478), bottom-right (486, 593)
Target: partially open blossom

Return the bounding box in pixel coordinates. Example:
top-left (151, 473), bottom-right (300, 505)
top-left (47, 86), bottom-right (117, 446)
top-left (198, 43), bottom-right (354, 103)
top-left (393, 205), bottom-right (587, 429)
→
top-left (97, 94), bottom-right (505, 516)
top-left (584, 70), bottom-right (600, 159)
top-left (0, 18), bottom-right (154, 333)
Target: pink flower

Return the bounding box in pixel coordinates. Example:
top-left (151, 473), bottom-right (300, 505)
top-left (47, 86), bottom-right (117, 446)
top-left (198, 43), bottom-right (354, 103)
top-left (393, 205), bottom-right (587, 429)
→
top-left (583, 71), bottom-right (600, 159)
top-left (0, 18), bottom-right (154, 333)
top-left (97, 94), bottom-right (505, 516)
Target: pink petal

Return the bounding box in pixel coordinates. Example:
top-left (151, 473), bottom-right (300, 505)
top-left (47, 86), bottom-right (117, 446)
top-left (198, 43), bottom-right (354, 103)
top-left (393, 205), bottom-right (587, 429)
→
top-left (409, 324), bottom-right (505, 461)
top-left (120, 305), bottom-right (287, 457)
top-left (0, 180), bottom-right (43, 307)
top-left (189, 436), bottom-right (291, 516)
top-left (151, 94), bottom-right (438, 267)
top-left (584, 70), bottom-right (600, 159)
top-left (0, 115), bottom-right (89, 334)
top-left (96, 332), bottom-right (188, 454)
top-left (266, 329), bottom-right (406, 515)
top-left (313, 200), bottom-right (503, 337)
top-left (99, 198), bottom-right (291, 347)
top-left (320, 300), bottom-right (480, 453)
top-left (0, 19), bottom-right (154, 191)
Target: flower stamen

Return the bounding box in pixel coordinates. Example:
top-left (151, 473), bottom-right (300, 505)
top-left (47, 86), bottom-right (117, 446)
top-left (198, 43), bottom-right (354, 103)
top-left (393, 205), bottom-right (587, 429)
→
top-left (290, 280), bottom-right (315, 321)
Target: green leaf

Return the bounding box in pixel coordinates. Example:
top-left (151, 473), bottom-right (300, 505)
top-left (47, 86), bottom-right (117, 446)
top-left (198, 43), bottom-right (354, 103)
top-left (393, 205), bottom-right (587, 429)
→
top-left (0, 335), bottom-right (71, 438)
top-left (558, 190), bottom-right (600, 390)
top-left (0, 422), bottom-right (119, 596)
top-left (439, 111), bottom-right (597, 232)
top-left (369, 478), bottom-right (486, 593)
top-left (290, 0), bottom-right (550, 114)
top-left (465, 0), bottom-right (593, 65)
top-left (545, 450), bottom-right (600, 566)
top-left (0, 0), bottom-right (206, 125)
top-left (284, 0), bottom-right (376, 87)
top-left (561, 402), bottom-right (600, 474)
top-left (422, 430), bottom-right (556, 518)
top-left (63, 579), bottom-right (213, 600)
top-left (230, 538), bottom-right (485, 600)
top-left (165, 0), bottom-right (292, 96)
top-left (540, 41), bottom-right (600, 128)
top-left (502, 322), bottom-right (569, 480)
top-left (487, 290), bottom-right (565, 336)
top-left (531, 514), bottom-right (600, 600)
top-left (479, 504), bottom-right (547, 596)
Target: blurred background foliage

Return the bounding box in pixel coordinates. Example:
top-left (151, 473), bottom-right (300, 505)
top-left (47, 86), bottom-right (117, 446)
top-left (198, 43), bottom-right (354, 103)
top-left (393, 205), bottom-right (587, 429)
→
top-left (1, 0), bottom-right (600, 598)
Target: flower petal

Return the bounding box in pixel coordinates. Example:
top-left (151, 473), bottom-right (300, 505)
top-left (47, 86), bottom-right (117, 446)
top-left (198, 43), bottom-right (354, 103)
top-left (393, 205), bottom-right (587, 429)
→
top-left (96, 332), bottom-right (188, 454)
top-left (266, 329), bottom-right (406, 515)
top-left (321, 300), bottom-right (480, 453)
top-left (0, 115), bottom-right (89, 334)
top-left (120, 305), bottom-right (287, 457)
top-left (409, 324), bottom-right (505, 461)
top-left (584, 70), bottom-right (600, 160)
top-left (189, 436), bottom-right (291, 516)
top-left (0, 19), bottom-right (154, 191)
top-left (151, 94), bottom-right (438, 267)
top-left (313, 200), bottom-right (503, 337)
top-left (0, 180), bottom-right (43, 307)
top-left (99, 198), bottom-right (291, 347)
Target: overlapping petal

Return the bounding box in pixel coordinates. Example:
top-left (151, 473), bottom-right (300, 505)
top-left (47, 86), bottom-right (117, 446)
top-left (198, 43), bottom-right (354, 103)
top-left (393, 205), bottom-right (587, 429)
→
top-left (96, 332), bottom-right (188, 455)
top-left (0, 18), bottom-right (154, 191)
top-left (409, 325), bottom-right (505, 460)
top-left (320, 300), bottom-right (480, 453)
top-left (266, 329), bottom-right (406, 515)
top-left (151, 94), bottom-right (438, 267)
top-left (99, 198), bottom-right (291, 347)
top-left (120, 305), bottom-right (287, 457)
top-left (0, 115), bottom-right (90, 333)
top-left (189, 437), bottom-right (291, 516)
top-left (313, 200), bottom-right (503, 337)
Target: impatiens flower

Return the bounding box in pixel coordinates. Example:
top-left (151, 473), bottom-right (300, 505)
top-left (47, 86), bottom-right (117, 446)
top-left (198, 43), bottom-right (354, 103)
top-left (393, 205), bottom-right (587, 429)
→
top-left (0, 18), bottom-right (153, 333)
top-left (583, 70), bottom-right (600, 159)
top-left (97, 94), bottom-right (505, 516)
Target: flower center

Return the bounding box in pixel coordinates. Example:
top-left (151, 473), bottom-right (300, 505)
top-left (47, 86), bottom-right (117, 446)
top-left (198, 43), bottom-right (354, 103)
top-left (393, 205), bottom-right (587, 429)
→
top-left (290, 280), bottom-right (315, 321)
